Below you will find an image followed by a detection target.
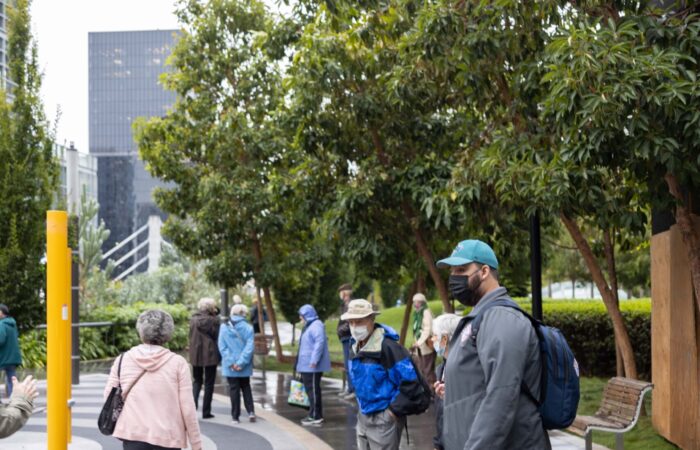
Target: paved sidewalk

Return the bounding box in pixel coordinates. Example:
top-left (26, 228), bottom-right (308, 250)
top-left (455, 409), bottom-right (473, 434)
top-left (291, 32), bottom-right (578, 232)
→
top-left (1, 373), bottom-right (325, 449)
top-left (233, 369), bottom-right (609, 450)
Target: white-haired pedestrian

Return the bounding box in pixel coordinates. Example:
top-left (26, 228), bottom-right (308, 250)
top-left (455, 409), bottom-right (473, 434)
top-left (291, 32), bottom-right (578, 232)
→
top-left (104, 309), bottom-right (202, 450)
top-left (218, 304), bottom-right (256, 424)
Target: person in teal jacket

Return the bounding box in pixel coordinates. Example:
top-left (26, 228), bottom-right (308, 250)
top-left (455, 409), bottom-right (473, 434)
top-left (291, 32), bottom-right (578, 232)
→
top-left (218, 304), bottom-right (255, 424)
top-left (0, 305), bottom-right (22, 398)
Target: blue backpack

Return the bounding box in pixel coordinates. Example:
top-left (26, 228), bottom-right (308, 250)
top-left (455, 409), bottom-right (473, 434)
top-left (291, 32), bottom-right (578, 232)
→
top-left (470, 297), bottom-right (580, 429)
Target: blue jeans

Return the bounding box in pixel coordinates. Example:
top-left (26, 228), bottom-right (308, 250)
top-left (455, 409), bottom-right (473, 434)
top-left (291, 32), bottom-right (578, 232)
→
top-left (2, 366), bottom-right (16, 397)
top-left (342, 340), bottom-right (354, 393)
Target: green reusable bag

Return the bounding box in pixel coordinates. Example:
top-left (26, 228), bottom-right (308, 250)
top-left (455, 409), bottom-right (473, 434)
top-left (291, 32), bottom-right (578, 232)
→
top-left (287, 378), bottom-right (310, 409)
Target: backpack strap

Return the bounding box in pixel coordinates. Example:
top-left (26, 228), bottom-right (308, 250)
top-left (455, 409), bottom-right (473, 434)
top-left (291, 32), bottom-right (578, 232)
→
top-left (470, 297), bottom-right (547, 406)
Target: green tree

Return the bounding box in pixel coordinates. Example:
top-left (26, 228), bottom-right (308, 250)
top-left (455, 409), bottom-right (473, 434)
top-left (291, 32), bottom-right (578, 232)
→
top-left (135, 0), bottom-right (309, 360)
top-left (401, 0), bottom-right (642, 377)
top-left (541, 3), bottom-right (700, 312)
top-left (0, 0), bottom-right (58, 329)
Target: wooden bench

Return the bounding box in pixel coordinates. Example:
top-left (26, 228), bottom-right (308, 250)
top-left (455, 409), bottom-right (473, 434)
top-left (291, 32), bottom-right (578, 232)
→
top-left (568, 377), bottom-right (653, 450)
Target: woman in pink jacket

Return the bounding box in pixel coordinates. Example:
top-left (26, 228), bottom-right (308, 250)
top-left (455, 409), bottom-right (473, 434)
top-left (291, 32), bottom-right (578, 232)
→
top-left (104, 310), bottom-right (202, 450)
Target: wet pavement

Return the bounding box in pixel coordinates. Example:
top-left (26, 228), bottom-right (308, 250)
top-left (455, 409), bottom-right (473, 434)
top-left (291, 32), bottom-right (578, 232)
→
top-left (10, 357), bottom-right (605, 449)
top-left (217, 370), bottom-right (437, 450)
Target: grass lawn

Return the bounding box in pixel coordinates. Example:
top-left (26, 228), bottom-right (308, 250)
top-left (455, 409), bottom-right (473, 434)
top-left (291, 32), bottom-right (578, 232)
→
top-left (276, 300), bottom-right (676, 449)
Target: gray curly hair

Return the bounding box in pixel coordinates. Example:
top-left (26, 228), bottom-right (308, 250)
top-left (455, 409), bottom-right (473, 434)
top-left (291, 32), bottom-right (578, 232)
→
top-left (197, 297), bottom-right (217, 313)
top-left (136, 309), bottom-right (174, 345)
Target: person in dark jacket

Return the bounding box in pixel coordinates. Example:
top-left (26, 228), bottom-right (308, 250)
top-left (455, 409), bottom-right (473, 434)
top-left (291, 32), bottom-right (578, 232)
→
top-left (249, 295), bottom-right (268, 334)
top-left (430, 313), bottom-right (461, 450)
top-left (343, 299), bottom-right (424, 450)
top-left (0, 305), bottom-right (22, 398)
top-left (437, 240), bottom-right (550, 450)
top-left (336, 283), bottom-right (355, 400)
top-left (189, 297), bottom-right (221, 419)
top-left (295, 304), bottom-right (331, 426)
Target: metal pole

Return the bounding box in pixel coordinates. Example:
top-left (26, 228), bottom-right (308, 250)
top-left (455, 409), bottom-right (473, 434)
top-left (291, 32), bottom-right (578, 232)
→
top-left (66, 249), bottom-right (73, 443)
top-left (47, 211), bottom-right (69, 449)
top-left (66, 143), bottom-right (81, 386)
top-left (71, 247), bottom-right (80, 385)
top-left (220, 287), bottom-right (229, 320)
top-left (530, 212), bottom-right (543, 321)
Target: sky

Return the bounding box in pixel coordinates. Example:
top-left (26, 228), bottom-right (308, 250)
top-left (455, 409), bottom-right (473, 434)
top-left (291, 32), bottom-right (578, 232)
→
top-left (30, 0), bottom-right (180, 153)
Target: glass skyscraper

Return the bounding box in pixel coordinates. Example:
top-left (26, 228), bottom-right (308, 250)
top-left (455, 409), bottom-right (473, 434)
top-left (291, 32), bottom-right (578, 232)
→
top-left (89, 30), bottom-right (178, 269)
top-left (0, 1), bottom-right (9, 94)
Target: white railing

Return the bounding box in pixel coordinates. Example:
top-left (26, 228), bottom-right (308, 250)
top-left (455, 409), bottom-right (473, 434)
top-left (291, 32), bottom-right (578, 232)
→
top-left (102, 215), bottom-right (165, 280)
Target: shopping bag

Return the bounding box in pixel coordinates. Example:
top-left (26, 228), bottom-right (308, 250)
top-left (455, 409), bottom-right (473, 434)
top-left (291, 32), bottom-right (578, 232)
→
top-left (287, 378), bottom-right (310, 409)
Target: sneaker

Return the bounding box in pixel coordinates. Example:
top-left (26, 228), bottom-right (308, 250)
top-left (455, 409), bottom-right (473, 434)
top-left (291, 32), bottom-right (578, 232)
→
top-left (302, 417), bottom-right (324, 426)
top-left (232, 419), bottom-right (240, 424)
top-left (343, 392), bottom-right (356, 401)
top-left (249, 414), bottom-right (256, 423)
top-left (203, 414), bottom-right (215, 419)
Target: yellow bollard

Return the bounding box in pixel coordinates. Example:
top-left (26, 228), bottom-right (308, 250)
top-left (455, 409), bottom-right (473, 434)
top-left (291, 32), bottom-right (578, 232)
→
top-left (66, 248), bottom-right (72, 444)
top-left (47, 211), bottom-right (68, 450)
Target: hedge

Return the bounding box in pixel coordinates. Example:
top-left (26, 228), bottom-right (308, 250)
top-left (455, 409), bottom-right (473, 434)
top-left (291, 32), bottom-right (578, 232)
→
top-left (19, 302), bottom-right (190, 369)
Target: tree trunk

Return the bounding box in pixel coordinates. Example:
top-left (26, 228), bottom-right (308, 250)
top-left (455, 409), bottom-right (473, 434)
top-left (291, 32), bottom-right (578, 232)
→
top-left (604, 229), bottom-right (625, 377)
top-left (399, 278), bottom-right (418, 347)
top-left (251, 233), bottom-right (283, 362)
top-left (665, 173), bottom-right (700, 313)
top-left (262, 285), bottom-right (283, 362)
top-left (560, 213), bottom-right (638, 379)
top-left (401, 203), bottom-right (452, 312)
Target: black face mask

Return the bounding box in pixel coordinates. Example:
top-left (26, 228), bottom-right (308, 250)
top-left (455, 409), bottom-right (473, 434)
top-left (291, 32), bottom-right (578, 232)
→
top-left (448, 273), bottom-right (482, 307)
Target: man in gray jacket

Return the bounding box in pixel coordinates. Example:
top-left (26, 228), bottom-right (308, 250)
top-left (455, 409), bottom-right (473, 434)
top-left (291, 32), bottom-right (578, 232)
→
top-left (436, 239), bottom-right (550, 450)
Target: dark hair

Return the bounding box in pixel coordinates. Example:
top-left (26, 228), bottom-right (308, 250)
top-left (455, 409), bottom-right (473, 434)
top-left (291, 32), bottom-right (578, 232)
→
top-left (475, 263), bottom-right (499, 282)
top-left (0, 304), bottom-right (9, 316)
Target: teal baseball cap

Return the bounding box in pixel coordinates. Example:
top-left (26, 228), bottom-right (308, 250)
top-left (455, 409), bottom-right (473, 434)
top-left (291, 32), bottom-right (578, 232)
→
top-left (436, 239), bottom-right (499, 269)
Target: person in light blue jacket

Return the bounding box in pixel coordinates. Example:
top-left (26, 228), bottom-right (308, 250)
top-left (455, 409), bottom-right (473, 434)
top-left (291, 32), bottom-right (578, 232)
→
top-left (218, 304), bottom-right (255, 424)
top-left (295, 304), bottom-right (331, 426)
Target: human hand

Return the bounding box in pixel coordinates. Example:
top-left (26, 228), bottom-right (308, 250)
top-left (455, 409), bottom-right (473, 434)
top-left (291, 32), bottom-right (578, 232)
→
top-left (13, 376), bottom-right (39, 401)
top-left (434, 381), bottom-right (445, 400)
top-left (386, 409), bottom-right (397, 421)
top-left (231, 364), bottom-right (242, 371)
top-left (310, 363), bottom-right (317, 369)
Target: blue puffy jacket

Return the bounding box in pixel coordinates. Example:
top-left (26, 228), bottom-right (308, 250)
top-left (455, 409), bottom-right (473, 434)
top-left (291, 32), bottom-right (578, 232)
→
top-left (295, 304), bottom-right (331, 373)
top-left (350, 324), bottom-right (423, 417)
top-left (218, 315), bottom-right (254, 378)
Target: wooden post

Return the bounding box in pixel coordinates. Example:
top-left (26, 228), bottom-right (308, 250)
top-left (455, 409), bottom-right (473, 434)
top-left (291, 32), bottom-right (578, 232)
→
top-left (651, 220), bottom-right (700, 449)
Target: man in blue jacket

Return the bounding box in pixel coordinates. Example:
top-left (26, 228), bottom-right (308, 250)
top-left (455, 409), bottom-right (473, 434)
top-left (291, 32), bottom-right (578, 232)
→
top-left (344, 299), bottom-right (424, 450)
top-left (296, 304), bottom-right (331, 426)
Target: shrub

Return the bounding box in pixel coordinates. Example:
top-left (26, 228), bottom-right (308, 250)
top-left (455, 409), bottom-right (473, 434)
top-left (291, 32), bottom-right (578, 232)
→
top-left (497, 299), bottom-right (650, 379)
top-left (83, 302), bottom-right (190, 353)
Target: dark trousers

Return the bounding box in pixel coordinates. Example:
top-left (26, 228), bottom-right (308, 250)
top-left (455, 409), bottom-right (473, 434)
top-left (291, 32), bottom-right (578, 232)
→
top-left (341, 340), bottom-right (355, 393)
top-left (301, 372), bottom-right (323, 420)
top-left (227, 376), bottom-right (254, 420)
top-left (1, 365), bottom-right (16, 398)
top-left (192, 365), bottom-right (217, 417)
top-left (122, 439), bottom-right (178, 450)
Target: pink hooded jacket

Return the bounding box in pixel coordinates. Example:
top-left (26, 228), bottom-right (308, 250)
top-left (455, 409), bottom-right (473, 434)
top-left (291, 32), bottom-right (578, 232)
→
top-left (104, 345), bottom-right (202, 449)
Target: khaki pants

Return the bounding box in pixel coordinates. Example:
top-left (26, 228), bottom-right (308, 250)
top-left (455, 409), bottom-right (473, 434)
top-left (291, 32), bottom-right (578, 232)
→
top-left (357, 409), bottom-right (405, 450)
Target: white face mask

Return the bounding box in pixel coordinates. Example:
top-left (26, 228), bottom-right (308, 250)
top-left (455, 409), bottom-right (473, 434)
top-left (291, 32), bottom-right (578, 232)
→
top-left (433, 340), bottom-right (445, 357)
top-left (350, 325), bottom-right (370, 342)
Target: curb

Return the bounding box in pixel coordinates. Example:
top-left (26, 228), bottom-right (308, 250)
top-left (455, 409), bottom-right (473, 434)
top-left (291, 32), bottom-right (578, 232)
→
top-left (212, 392), bottom-right (333, 450)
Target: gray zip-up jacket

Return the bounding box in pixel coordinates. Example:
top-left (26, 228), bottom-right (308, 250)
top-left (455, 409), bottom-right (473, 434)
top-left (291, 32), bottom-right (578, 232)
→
top-left (443, 287), bottom-right (551, 450)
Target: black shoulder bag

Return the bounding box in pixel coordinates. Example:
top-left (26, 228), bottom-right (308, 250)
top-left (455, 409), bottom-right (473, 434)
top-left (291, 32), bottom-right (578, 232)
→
top-left (98, 354), bottom-right (146, 435)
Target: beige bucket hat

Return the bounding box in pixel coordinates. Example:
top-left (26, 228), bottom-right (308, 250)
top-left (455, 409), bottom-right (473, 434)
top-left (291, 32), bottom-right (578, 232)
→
top-left (341, 299), bottom-right (380, 320)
